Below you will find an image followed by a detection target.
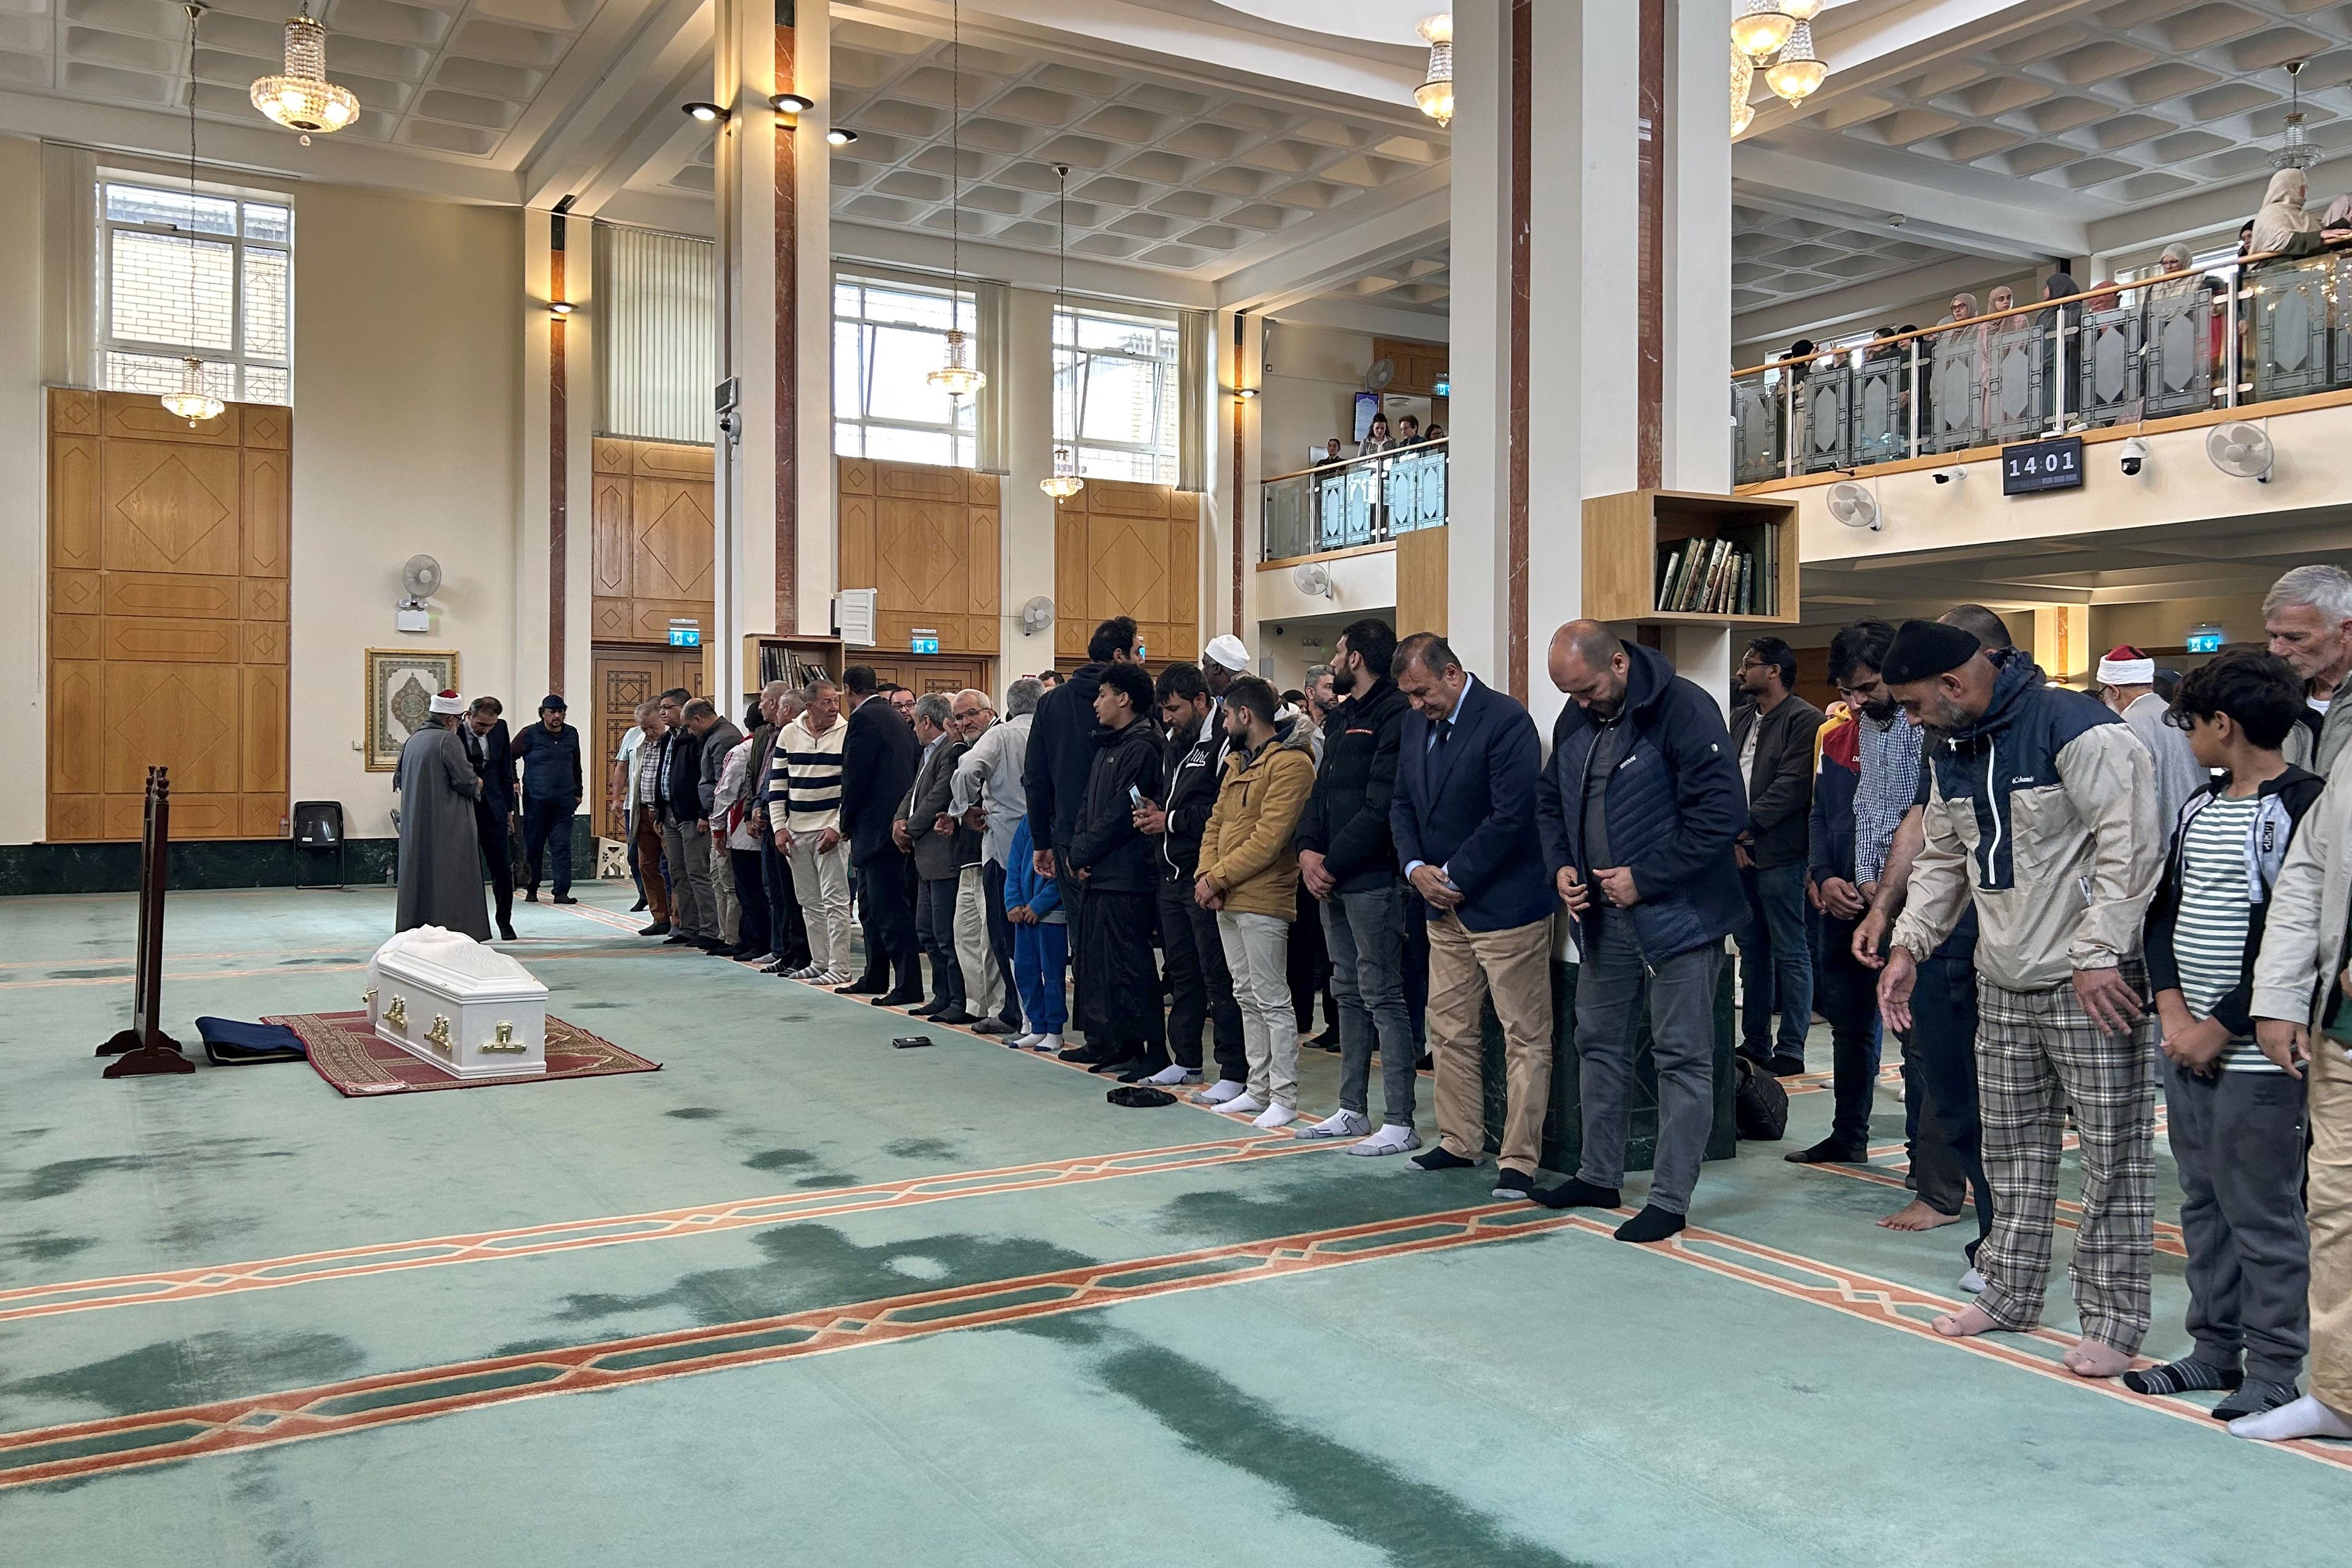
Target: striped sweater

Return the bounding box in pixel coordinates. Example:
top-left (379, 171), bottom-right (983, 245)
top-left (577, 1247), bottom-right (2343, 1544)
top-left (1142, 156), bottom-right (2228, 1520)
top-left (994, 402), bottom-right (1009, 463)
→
top-left (765, 713), bottom-right (847, 835)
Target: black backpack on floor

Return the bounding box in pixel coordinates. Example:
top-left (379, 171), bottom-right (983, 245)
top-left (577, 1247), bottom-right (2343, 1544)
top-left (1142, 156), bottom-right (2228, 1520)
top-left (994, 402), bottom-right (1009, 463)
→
top-left (1734, 1056), bottom-right (1788, 1141)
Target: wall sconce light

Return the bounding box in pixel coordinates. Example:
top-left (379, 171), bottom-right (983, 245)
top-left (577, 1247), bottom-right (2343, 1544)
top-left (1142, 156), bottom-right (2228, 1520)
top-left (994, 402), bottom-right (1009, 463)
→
top-left (683, 101), bottom-right (727, 123)
top-left (770, 92), bottom-right (813, 114)
top-left (549, 300), bottom-right (575, 316)
top-left (826, 127), bottom-right (858, 146)
top-left (1233, 387), bottom-right (1259, 400)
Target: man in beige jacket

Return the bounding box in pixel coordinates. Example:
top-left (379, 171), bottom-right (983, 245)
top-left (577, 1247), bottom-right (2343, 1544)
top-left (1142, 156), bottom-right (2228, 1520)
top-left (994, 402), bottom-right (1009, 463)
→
top-left (2247, 755), bottom-right (2352, 1442)
top-left (1877, 619), bottom-right (2162, 1379)
top-left (1193, 675), bottom-right (1318, 1129)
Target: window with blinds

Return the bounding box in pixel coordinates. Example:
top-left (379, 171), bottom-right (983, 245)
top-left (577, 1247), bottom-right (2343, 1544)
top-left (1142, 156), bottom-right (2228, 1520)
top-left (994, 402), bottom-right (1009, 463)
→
top-left (597, 223), bottom-right (716, 444)
top-left (97, 178), bottom-right (292, 406)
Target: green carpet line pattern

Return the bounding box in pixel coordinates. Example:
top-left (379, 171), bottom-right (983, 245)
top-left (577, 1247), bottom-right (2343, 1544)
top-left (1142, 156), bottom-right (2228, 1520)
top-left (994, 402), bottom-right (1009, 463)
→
top-left (0, 1133), bottom-right (1337, 1324)
top-left (0, 1202), bottom-right (1578, 1490)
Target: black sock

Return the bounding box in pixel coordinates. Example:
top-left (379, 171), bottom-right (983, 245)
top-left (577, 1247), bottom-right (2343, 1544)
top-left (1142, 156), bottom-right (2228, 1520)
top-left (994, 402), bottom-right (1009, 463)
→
top-left (2212, 1378), bottom-right (2298, 1421)
top-left (1408, 1147), bottom-right (1477, 1172)
top-left (1614, 1204), bottom-right (1685, 1243)
top-left (1531, 1176), bottom-right (1621, 1210)
top-left (2123, 1357), bottom-right (2242, 1397)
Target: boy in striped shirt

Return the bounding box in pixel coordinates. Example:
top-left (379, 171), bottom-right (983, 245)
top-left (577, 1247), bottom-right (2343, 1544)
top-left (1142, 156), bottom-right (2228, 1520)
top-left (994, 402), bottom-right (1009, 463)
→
top-left (2134, 650), bottom-right (2324, 1419)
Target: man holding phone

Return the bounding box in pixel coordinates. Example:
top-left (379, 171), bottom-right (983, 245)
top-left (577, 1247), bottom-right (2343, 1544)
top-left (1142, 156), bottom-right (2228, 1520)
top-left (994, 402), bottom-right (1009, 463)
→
top-left (1063, 661), bottom-right (1170, 1080)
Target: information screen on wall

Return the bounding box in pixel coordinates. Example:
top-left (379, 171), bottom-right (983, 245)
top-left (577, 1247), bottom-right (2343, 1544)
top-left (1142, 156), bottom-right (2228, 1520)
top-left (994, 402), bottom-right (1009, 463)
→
top-left (2001, 435), bottom-right (2085, 495)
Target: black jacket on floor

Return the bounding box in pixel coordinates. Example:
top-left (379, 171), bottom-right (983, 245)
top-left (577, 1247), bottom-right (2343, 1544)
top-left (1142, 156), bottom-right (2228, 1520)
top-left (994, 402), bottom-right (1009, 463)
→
top-left (1068, 718), bottom-right (1166, 895)
top-left (1025, 661), bottom-right (1107, 849)
top-left (1294, 676), bottom-right (1409, 893)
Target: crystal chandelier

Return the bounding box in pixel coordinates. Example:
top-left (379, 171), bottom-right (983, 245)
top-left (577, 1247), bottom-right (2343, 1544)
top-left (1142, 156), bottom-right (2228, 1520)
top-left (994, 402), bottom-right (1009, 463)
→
top-left (1414, 15), bottom-right (1453, 129)
top-left (927, 0), bottom-right (986, 401)
top-left (1731, 49), bottom-right (1755, 137)
top-left (161, 4), bottom-right (223, 428)
top-left (1763, 20), bottom-right (1827, 104)
top-left (1731, 1), bottom-right (1795, 61)
top-left (1041, 163), bottom-right (1083, 500)
top-left (2275, 61), bottom-right (2321, 171)
top-left (251, 4), bottom-right (359, 143)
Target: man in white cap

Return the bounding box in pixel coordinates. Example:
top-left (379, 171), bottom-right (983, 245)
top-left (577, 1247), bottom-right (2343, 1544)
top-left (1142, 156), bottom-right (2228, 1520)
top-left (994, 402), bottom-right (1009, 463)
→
top-left (1202, 633), bottom-right (1251, 700)
top-left (2100, 643), bottom-right (2205, 837)
top-left (394, 690), bottom-right (493, 939)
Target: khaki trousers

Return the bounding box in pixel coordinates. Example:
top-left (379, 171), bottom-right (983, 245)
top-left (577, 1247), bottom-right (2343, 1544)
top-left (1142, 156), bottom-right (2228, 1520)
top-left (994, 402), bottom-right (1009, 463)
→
top-left (2313, 1026), bottom-right (2352, 1412)
top-left (1425, 911), bottom-right (1554, 1175)
top-left (710, 829), bottom-right (741, 945)
top-left (954, 865), bottom-right (1005, 1021)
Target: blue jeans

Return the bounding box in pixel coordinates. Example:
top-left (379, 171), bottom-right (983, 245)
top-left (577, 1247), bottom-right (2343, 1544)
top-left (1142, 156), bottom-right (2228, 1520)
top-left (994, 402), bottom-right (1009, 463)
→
top-left (1736, 861), bottom-right (1812, 1064)
top-left (1013, 920), bottom-right (1068, 1034)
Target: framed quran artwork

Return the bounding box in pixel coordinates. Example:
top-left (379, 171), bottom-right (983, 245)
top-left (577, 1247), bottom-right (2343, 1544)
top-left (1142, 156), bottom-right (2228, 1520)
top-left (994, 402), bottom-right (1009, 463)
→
top-left (364, 649), bottom-right (461, 772)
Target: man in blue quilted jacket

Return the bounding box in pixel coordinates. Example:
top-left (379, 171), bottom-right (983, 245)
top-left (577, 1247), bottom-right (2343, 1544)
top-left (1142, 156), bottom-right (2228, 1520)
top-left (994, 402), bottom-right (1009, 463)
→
top-left (1533, 619), bottom-right (1749, 1242)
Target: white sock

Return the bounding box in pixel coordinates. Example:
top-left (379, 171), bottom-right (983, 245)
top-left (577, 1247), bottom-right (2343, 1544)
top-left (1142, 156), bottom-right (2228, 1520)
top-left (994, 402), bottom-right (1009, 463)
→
top-left (1011, 1032), bottom-right (1041, 1048)
top-left (1350, 1123), bottom-right (1419, 1154)
top-left (1295, 1109), bottom-right (1369, 1140)
top-left (1212, 1093), bottom-right (1266, 1116)
top-left (1252, 1103), bottom-right (1297, 1129)
top-left (1034, 1032), bottom-right (1062, 1053)
top-left (2229, 1394), bottom-right (2352, 1442)
top-left (1194, 1079), bottom-right (1247, 1105)
top-left (1144, 1063), bottom-right (1197, 1085)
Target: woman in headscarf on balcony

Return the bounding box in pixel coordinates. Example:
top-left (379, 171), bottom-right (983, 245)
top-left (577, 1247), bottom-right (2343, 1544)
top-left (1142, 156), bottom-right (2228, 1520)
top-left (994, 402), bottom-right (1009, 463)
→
top-left (2251, 167), bottom-right (2322, 257)
top-left (2323, 193), bottom-right (2352, 242)
top-left (1926, 291), bottom-right (1980, 446)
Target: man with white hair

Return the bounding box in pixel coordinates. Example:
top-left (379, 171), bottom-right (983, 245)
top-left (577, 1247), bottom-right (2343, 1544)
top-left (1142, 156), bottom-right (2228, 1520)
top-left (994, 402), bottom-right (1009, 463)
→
top-left (2265, 563), bottom-right (2352, 776)
top-left (952, 678), bottom-right (1039, 1034)
top-left (2098, 643), bottom-right (2205, 835)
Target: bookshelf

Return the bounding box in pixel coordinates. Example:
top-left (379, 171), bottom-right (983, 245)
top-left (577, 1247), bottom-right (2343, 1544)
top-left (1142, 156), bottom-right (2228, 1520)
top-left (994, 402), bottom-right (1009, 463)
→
top-left (742, 633), bottom-right (847, 693)
top-left (1582, 489), bottom-right (1798, 626)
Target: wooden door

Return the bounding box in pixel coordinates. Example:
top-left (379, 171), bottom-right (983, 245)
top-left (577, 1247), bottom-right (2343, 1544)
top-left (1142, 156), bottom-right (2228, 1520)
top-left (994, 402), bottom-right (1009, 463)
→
top-left (589, 645), bottom-right (704, 835)
top-left (858, 656), bottom-right (991, 698)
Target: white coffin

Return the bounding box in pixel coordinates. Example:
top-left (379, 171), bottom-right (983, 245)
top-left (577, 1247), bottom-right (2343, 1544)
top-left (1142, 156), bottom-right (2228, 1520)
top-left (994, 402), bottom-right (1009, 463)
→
top-left (363, 927), bottom-right (549, 1079)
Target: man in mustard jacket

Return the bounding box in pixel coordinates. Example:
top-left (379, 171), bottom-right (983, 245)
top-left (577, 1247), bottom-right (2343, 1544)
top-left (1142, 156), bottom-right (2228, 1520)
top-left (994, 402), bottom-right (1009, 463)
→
top-left (1194, 675), bottom-right (1318, 1129)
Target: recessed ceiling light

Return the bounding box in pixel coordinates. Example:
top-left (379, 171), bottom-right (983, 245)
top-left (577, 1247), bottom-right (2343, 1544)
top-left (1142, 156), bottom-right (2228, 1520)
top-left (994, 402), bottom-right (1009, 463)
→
top-left (827, 127), bottom-right (858, 146)
top-left (683, 101), bottom-right (725, 123)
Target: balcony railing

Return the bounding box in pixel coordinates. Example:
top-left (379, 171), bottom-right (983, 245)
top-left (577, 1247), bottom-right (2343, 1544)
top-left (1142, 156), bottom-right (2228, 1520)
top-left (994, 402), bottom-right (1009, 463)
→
top-left (1262, 438), bottom-right (1449, 561)
top-left (1731, 248), bottom-right (2352, 485)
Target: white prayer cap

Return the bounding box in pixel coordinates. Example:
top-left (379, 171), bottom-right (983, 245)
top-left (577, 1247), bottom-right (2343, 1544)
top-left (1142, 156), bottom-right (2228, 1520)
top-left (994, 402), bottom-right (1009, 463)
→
top-left (1204, 633), bottom-right (1251, 672)
top-left (2095, 646), bottom-right (2154, 687)
top-left (429, 689), bottom-right (466, 715)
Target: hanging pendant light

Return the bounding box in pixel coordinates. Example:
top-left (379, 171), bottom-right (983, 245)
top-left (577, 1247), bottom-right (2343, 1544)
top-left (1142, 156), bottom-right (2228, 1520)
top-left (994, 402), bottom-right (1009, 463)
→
top-left (1764, 20), bottom-right (1827, 104)
top-left (1731, 2), bottom-right (1795, 62)
top-left (251, 2), bottom-right (359, 143)
top-left (927, 0), bottom-right (986, 402)
top-left (1041, 163), bottom-right (1084, 501)
top-left (1414, 14), bottom-right (1453, 129)
top-left (2274, 60), bottom-right (2321, 171)
top-left (161, 4), bottom-right (224, 429)
top-left (1730, 49), bottom-right (1755, 137)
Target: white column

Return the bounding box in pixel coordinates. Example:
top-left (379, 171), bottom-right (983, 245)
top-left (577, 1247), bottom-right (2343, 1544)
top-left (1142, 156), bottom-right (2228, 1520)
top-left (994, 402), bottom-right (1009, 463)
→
top-left (789, 9), bottom-right (836, 639)
top-left (1003, 286), bottom-right (1057, 688)
top-left (1444, 0), bottom-right (1509, 682)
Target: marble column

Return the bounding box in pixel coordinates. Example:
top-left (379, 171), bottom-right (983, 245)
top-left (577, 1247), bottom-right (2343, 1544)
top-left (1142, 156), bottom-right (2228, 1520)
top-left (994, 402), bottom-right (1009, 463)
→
top-left (1447, 0), bottom-right (1734, 730)
top-left (712, 0), bottom-right (834, 701)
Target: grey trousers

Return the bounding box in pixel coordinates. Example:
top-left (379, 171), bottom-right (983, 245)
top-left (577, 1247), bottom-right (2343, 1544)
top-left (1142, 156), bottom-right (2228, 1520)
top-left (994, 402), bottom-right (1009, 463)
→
top-left (1574, 916), bottom-right (1720, 1216)
top-left (661, 816), bottom-right (717, 938)
top-left (2167, 1058), bottom-right (2311, 1385)
top-left (1322, 882), bottom-right (1418, 1128)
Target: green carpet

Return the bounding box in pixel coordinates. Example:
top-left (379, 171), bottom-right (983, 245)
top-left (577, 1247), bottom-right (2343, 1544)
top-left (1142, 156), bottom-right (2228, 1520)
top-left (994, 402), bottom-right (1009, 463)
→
top-left (1, 883), bottom-right (2346, 1566)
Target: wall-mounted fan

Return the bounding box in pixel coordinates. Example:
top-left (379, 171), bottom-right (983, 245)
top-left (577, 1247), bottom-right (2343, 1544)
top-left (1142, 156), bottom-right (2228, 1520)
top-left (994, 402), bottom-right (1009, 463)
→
top-left (2206, 420), bottom-right (2274, 481)
top-left (1826, 480), bottom-right (1880, 531)
top-left (396, 554), bottom-right (441, 632)
top-left (1292, 561), bottom-right (1334, 599)
top-left (1363, 358), bottom-right (1395, 393)
top-left (1020, 595), bottom-right (1055, 636)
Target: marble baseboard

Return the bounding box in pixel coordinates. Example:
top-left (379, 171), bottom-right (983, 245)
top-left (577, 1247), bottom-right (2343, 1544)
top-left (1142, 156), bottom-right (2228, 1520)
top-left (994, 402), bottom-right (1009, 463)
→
top-left (0, 821), bottom-right (598, 896)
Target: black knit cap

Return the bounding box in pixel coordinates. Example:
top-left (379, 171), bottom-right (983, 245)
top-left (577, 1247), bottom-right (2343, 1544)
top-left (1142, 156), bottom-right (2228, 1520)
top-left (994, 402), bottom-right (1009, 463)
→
top-left (1880, 619), bottom-right (1982, 685)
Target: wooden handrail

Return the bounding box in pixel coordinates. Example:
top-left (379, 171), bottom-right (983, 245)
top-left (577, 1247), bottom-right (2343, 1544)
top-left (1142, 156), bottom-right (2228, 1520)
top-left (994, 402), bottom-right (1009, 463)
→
top-left (1729, 250), bottom-right (2326, 380)
top-left (1260, 435), bottom-right (1449, 486)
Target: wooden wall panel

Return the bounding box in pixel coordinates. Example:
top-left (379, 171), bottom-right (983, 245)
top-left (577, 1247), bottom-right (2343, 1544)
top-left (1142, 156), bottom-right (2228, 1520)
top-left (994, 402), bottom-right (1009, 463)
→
top-left (834, 458), bottom-right (1004, 657)
top-left (1050, 480), bottom-right (1201, 667)
top-left (591, 438), bottom-right (715, 651)
top-left (46, 388), bottom-right (289, 840)
top-left (1395, 525), bottom-right (1449, 638)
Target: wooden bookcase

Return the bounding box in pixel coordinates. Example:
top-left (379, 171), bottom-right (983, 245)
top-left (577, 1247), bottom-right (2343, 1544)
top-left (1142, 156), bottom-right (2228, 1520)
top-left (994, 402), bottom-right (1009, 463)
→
top-left (742, 633), bottom-right (847, 692)
top-left (1582, 489), bottom-right (1798, 626)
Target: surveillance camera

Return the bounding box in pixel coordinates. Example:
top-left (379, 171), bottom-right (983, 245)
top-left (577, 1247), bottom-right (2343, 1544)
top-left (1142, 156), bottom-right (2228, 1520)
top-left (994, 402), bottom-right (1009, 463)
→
top-left (1931, 465), bottom-right (1965, 485)
top-left (2120, 437), bottom-right (2148, 476)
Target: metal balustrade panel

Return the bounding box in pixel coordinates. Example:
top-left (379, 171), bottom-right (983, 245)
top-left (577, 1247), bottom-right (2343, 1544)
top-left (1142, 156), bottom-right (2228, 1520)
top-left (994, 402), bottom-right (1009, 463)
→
top-left (2143, 286), bottom-right (2215, 418)
top-left (1851, 355), bottom-right (1909, 465)
top-left (1929, 331), bottom-right (1987, 452)
top-left (1731, 374), bottom-right (1784, 483)
top-left (1984, 320), bottom-right (2047, 443)
top-left (1798, 366), bottom-right (1853, 473)
top-left (2079, 306), bottom-right (2144, 429)
top-left (2253, 252), bottom-right (2335, 401)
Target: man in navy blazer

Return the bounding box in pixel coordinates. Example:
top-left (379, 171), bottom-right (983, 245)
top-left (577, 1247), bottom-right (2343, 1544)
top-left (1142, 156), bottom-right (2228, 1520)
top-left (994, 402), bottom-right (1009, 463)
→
top-left (1388, 633), bottom-right (1557, 1200)
top-left (461, 696), bottom-right (518, 942)
top-left (838, 665), bottom-right (924, 1003)
top-left (1532, 620), bottom-right (1747, 1243)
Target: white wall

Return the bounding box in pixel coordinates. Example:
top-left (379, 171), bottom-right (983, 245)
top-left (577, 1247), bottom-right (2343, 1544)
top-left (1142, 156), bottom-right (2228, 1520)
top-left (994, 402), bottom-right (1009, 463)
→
top-left (0, 136), bottom-right (43, 843)
top-left (1260, 319), bottom-right (1375, 474)
top-left (290, 187), bottom-right (523, 837)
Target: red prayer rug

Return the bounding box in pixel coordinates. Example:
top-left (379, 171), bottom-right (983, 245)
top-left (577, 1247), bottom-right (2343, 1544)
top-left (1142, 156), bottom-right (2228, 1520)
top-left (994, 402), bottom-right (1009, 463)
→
top-left (268, 1010), bottom-right (661, 1098)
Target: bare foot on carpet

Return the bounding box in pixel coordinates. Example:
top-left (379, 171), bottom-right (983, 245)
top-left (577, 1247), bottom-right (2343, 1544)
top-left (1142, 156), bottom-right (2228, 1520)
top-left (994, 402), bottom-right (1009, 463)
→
top-left (1877, 1199), bottom-right (1962, 1232)
top-left (2063, 1340), bottom-right (2132, 1378)
top-left (1933, 1302), bottom-right (2000, 1338)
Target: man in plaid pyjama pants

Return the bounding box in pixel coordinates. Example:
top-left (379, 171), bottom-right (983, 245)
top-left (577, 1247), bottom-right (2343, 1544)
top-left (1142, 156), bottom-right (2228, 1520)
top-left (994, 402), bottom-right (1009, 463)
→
top-left (1876, 621), bottom-right (2162, 1377)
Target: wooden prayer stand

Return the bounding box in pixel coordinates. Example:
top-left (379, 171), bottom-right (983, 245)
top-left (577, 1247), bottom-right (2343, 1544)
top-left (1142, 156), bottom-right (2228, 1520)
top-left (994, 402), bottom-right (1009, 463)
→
top-left (97, 765), bottom-right (193, 1077)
